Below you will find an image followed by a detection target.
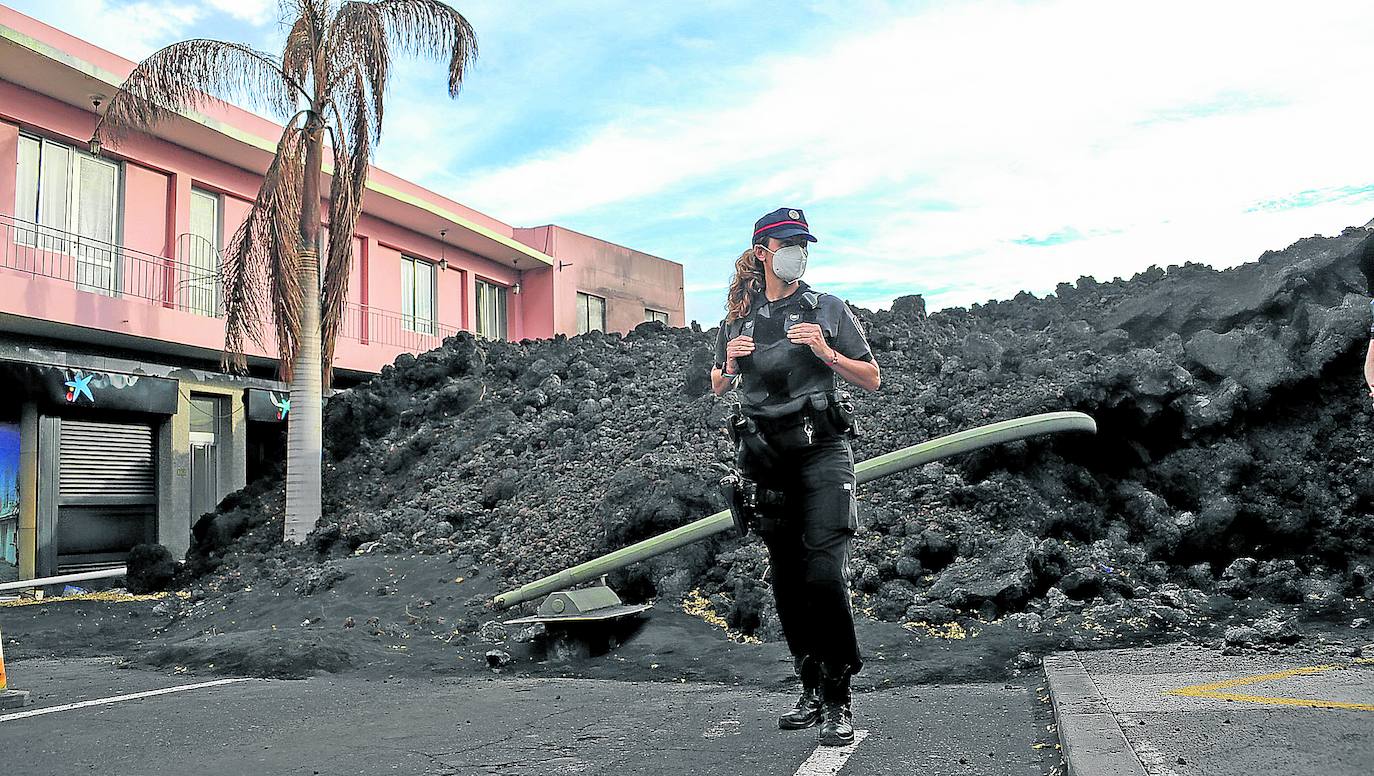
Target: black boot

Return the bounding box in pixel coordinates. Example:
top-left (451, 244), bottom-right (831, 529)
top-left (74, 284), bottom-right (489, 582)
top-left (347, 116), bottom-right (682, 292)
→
top-left (778, 656), bottom-right (822, 730)
top-left (818, 666), bottom-right (855, 747)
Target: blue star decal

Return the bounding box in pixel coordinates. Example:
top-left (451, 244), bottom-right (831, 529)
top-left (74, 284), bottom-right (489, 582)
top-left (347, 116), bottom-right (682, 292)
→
top-left (65, 372), bottom-right (95, 404)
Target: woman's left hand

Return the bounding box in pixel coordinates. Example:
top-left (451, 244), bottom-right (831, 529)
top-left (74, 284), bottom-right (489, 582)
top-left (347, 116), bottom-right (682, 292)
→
top-left (787, 322), bottom-right (835, 361)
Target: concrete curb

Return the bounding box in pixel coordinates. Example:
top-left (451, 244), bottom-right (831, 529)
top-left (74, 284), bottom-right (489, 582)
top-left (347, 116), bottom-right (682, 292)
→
top-left (1043, 652), bottom-right (1146, 776)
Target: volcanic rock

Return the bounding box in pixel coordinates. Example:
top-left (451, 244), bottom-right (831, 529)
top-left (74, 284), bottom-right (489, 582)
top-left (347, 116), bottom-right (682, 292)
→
top-left (1253, 615), bottom-right (1303, 645)
top-left (928, 531), bottom-right (1036, 614)
top-left (126, 544), bottom-right (178, 594)
top-left (178, 227), bottom-right (1374, 649)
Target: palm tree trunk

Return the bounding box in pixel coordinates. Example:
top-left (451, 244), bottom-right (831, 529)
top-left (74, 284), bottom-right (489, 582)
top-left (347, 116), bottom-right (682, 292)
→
top-left (284, 120), bottom-right (326, 542)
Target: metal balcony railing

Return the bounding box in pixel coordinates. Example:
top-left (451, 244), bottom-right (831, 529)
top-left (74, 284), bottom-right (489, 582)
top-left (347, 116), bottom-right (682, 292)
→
top-left (1, 212), bottom-right (467, 354)
top-left (338, 302), bottom-right (462, 351)
top-left (174, 232), bottom-right (224, 317)
top-left (0, 212), bottom-right (223, 316)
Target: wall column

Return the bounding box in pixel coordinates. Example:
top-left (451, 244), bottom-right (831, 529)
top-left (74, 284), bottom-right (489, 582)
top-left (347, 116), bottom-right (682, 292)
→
top-left (0, 122), bottom-right (19, 219)
top-left (158, 390), bottom-right (191, 559)
top-left (17, 402), bottom-right (37, 581)
top-left (228, 391), bottom-right (247, 500)
top-left (464, 269), bottom-right (476, 332)
top-left (163, 171), bottom-right (193, 307)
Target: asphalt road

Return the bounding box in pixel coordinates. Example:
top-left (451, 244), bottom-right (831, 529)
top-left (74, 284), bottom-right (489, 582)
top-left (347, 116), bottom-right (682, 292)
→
top-left (0, 657), bottom-right (1062, 776)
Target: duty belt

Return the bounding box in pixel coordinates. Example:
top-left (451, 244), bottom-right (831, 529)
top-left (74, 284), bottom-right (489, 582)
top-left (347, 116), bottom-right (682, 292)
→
top-left (735, 391), bottom-right (857, 447)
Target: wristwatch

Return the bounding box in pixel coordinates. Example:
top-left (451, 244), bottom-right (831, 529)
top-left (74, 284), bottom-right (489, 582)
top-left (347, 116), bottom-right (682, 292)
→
top-left (827, 351), bottom-right (840, 366)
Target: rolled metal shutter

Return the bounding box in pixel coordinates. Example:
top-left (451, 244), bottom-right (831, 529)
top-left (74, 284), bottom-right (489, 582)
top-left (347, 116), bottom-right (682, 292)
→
top-left (59, 419), bottom-right (155, 498)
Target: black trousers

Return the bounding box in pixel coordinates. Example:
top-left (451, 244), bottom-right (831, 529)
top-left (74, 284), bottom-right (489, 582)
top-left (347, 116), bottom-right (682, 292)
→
top-left (739, 430), bottom-right (863, 677)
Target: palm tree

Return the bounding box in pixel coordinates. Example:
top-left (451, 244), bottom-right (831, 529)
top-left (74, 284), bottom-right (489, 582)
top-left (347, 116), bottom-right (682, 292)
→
top-left (93, 0), bottom-right (478, 541)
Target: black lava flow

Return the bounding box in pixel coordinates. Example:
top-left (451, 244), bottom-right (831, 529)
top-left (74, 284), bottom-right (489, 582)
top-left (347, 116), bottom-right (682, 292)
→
top-left (180, 227), bottom-right (1374, 650)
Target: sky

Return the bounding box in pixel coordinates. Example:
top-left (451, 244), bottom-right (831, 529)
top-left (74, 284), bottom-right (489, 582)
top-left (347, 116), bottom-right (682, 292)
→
top-left (11, 0), bottom-right (1374, 326)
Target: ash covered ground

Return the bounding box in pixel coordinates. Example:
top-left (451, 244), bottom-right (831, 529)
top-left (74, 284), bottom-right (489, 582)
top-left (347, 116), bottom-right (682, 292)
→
top-left (8, 227), bottom-right (1374, 684)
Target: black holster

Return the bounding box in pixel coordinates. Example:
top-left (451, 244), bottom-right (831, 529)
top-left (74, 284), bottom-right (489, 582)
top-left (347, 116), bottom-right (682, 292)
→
top-left (720, 472), bottom-right (755, 537)
top-left (728, 403), bottom-right (780, 472)
top-left (720, 470), bottom-right (786, 538)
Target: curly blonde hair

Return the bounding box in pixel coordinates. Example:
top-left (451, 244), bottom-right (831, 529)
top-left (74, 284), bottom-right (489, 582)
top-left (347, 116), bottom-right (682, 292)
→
top-left (725, 247), bottom-right (765, 322)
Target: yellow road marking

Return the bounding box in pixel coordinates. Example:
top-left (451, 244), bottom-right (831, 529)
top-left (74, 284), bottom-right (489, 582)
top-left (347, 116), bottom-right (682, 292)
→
top-left (1167, 659), bottom-right (1374, 712)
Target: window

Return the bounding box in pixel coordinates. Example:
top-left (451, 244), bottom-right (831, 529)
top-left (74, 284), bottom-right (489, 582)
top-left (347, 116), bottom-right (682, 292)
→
top-left (645, 308), bottom-right (668, 325)
top-left (576, 292), bottom-right (606, 334)
top-left (401, 255), bottom-right (436, 334)
top-left (185, 188), bottom-right (221, 316)
top-left (475, 280), bottom-right (507, 341)
top-left (15, 134), bottom-right (120, 294)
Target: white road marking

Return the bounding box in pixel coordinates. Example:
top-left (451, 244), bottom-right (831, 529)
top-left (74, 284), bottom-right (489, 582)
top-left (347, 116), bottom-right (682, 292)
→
top-left (0, 678), bottom-right (258, 722)
top-left (794, 730), bottom-right (870, 776)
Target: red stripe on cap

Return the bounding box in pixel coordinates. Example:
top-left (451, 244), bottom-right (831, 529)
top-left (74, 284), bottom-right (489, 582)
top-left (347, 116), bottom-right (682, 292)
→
top-left (753, 219), bottom-right (808, 236)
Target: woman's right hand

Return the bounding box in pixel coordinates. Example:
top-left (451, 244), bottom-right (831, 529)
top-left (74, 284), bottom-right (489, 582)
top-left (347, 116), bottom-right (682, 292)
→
top-left (725, 335), bottom-right (754, 372)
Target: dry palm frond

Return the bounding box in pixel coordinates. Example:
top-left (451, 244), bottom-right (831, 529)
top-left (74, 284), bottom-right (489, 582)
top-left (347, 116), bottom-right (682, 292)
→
top-left (329, 45), bottom-right (380, 148)
top-left (319, 69), bottom-right (373, 381)
top-left (222, 120), bottom-right (307, 376)
top-left (270, 130), bottom-right (309, 381)
top-left (373, 0), bottom-right (478, 97)
top-left (328, 1), bottom-right (389, 139)
top-left (330, 0), bottom-right (477, 137)
top-left (94, 39), bottom-right (304, 147)
top-left (282, 14), bottom-right (316, 87)
top-left (289, 0), bottom-right (329, 41)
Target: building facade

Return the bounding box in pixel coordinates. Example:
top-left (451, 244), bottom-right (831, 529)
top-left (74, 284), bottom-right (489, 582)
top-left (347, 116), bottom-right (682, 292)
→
top-left (0, 6), bottom-right (685, 583)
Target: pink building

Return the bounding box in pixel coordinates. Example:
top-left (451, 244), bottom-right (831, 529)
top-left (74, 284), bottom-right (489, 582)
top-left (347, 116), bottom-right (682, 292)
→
top-left (0, 5), bottom-right (684, 582)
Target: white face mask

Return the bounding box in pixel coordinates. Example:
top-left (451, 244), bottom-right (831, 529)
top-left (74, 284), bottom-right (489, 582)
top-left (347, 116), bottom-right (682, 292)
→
top-left (764, 244), bottom-right (808, 283)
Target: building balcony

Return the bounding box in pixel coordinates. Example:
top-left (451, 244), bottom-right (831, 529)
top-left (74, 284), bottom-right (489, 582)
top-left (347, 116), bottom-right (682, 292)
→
top-left (337, 301), bottom-right (461, 353)
top-left (0, 212), bottom-right (461, 377)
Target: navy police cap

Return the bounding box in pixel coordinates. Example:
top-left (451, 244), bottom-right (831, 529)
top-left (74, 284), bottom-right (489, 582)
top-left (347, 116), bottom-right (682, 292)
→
top-left (753, 207), bottom-right (818, 244)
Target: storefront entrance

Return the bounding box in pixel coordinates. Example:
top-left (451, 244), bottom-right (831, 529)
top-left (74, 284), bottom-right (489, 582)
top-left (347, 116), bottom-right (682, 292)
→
top-left (189, 395), bottom-right (224, 521)
top-left (41, 415), bottom-right (158, 572)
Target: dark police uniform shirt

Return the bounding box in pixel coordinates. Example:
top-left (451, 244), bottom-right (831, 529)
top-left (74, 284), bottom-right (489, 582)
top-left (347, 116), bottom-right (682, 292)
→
top-left (713, 281), bottom-right (873, 419)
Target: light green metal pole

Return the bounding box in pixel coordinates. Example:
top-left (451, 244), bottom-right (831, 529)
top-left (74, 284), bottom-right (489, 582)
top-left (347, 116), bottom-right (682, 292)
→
top-left (491, 411), bottom-right (1096, 610)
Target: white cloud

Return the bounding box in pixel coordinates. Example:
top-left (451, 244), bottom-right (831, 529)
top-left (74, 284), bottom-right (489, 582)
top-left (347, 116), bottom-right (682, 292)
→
top-left (27, 0), bottom-right (204, 60)
top-left (202, 0), bottom-right (277, 26)
top-left (445, 0), bottom-right (1374, 320)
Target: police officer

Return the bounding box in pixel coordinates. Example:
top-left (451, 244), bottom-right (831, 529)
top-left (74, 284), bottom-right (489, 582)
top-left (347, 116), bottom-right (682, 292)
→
top-left (710, 207), bottom-right (880, 746)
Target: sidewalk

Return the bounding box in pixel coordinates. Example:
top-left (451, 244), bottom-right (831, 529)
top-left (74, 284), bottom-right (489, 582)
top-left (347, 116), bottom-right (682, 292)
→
top-left (1044, 646), bottom-right (1374, 776)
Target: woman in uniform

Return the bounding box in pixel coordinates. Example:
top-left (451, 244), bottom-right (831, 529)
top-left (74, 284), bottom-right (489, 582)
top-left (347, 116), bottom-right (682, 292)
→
top-left (710, 207), bottom-right (880, 746)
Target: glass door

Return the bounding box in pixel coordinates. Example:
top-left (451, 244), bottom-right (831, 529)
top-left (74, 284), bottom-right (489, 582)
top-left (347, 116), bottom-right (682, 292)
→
top-left (189, 396), bottom-right (222, 521)
top-left (72, 153), bottom-right (119, 295)
top-left (185, 188), bottom-right (221, 316)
